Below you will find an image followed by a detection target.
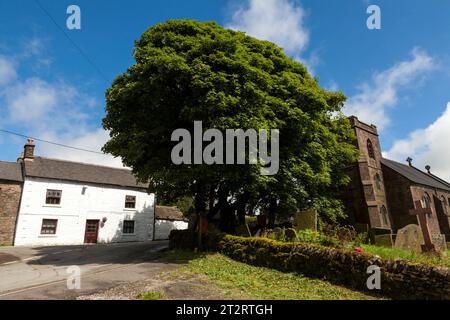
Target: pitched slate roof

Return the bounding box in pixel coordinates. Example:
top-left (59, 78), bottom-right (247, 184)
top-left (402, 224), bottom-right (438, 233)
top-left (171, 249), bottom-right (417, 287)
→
top-left (155, 206), bottom-right (187, 221)
top-left (23, 157), bottom-right (147, 189)
top-left (0, 161), bottom-right (23, 182)
top-left (381, 158), bottom-right (450, 192)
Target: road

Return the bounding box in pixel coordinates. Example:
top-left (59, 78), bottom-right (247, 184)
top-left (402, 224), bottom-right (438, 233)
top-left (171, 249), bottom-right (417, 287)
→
top-left (0, 241), bottom-right (173, 300)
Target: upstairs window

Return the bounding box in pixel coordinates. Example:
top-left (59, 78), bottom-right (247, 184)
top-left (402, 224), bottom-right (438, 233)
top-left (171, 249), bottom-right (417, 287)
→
top-left (367, 139), bottom-right (375, 159)
top-left (46, 190), bottom-right (62, 205)
top-left (123, 220), bottom-right (135, 234)
top-left (125, 195), bottom-right (136, 209)
top-left (41, 219), bottom-right (58, 235)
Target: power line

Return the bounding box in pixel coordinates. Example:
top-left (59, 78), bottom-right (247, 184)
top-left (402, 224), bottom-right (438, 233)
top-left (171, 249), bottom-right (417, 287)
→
top-left (34, 0), bottom-right (110, 84)
top-left (0, 129), bottom-right (106, 155)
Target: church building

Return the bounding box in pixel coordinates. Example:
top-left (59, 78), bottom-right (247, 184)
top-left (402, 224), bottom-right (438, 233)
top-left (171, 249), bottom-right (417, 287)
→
top-left (343, 116), bottom-right (450, 244)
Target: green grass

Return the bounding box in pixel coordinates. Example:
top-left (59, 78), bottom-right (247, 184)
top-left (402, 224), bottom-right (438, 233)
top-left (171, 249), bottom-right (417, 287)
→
top-left (172, 251), bottom-right (384, 300)
top-left (361, 245), bottom-right (450, 267)
top-left (136, 291), bottom-right (166, 300)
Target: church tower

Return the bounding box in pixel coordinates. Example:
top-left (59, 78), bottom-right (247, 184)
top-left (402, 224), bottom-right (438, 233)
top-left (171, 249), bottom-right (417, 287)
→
top-left (343, 116), bottom-right (392, 231)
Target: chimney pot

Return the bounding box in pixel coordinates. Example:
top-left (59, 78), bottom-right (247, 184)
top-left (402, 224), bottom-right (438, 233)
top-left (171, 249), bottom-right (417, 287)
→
top-left (23, 138), bottom-right (35, 160)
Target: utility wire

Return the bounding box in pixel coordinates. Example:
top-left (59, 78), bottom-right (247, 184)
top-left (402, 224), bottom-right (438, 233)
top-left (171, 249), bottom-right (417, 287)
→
top-left (34, 0), bottom-right (111, 84)
top-left (0, 129), bottom-right (105, 155)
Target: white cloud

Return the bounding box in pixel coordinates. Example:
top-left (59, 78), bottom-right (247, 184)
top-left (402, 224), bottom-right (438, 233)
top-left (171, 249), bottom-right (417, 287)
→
top-left (0, 46), bottom-right (123, 168)
top-left (384, 103), bottom-right (450, 181)
top-left (226, 0), bottom-right (309, 59)
top-left (345, 48), bottom-right (435, 130)
top-left (5, 78), bottom-right (58, 122)
top-left (0, 56), bottom-right (17, 85)
top-left (37, 128), bottom-right (124, 168)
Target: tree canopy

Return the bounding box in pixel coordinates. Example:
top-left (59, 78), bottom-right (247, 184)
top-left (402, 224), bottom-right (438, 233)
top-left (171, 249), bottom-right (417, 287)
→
top-left (102, 19), bottom-right (358, 230)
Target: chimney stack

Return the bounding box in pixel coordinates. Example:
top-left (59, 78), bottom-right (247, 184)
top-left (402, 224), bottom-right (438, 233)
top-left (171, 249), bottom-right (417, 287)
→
top-left (23, 138), bottom-right (35, 160)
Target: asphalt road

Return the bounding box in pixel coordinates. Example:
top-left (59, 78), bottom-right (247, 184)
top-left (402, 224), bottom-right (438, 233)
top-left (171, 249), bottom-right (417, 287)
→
top-left (0, 241), bottom-right (173, 300)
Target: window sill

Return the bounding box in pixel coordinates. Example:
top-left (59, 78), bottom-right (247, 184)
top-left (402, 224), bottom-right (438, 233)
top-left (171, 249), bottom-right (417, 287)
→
top-left (123, 208), bottom-right (136, 211)
top-left (122, 233), bottom-right (136, 236)
top-left (43, 205), bottom-right (62, 208)
top-left (38, 235), bottom-right (57, 238)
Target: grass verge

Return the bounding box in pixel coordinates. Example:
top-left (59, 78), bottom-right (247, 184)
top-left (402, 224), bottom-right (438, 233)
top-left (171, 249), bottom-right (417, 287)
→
top-left (361, 244), bottom-right (450, 267)
top-left (137, 291), bottom-right (166, 300)
top-left (168, 251), bottom-right (385, 300)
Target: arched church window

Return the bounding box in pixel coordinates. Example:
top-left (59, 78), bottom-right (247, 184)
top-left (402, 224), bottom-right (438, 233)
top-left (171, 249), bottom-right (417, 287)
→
top-left (441, 196), bottom-right (448, 216)
top-left (380, 205), bottom-right (388, 227)
top-left (375, 173), bottom-right (382, 191)
top-left (423, 192), bottom-right (432, 209)
top-left (367, 139), bottom-right (375, 159)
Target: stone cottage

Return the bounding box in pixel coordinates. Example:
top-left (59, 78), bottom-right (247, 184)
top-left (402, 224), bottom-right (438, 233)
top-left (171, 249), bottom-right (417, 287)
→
top-left (0, 161), bottom-right (23, 245)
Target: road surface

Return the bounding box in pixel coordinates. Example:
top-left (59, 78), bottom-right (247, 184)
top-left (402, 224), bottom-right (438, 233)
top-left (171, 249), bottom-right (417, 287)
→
top-left (0, 241), bottom-right (173, 300)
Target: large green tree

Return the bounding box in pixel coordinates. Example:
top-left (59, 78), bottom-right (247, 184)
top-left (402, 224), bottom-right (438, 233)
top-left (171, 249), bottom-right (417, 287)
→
top-left (102, 20), bottom-right (358, 231)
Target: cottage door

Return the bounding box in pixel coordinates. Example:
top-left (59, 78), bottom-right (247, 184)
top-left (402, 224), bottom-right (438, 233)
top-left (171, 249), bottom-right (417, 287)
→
top-left (84, 220), bottom-right (100, 244)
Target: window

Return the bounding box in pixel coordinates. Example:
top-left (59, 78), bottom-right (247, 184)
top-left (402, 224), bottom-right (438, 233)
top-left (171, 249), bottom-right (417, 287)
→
top-left (375, 173), bottom-right (382, 191)
top-left (125, 195), bottom-right (136, 209)
top-left (423, 192), bottom-right (432, 209)
top-left (123, 220), bottom-right (135, 234)
top-left (380, 206), bottom-right (388, 227)
top-left (41, 219), bottom-right (58, 235)
top-left (367, 139), bottom-right (375, 159)
top-left (46, 189), bottom-right (62, 205)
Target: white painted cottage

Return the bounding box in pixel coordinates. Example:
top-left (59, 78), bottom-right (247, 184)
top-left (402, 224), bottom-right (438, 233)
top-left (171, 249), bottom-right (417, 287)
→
top-left (13, 140), bottom-right (156, 246)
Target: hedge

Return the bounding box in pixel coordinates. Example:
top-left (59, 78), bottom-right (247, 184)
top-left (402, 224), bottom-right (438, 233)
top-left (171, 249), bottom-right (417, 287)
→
top-left (169, 230), bottom-right (450, 300)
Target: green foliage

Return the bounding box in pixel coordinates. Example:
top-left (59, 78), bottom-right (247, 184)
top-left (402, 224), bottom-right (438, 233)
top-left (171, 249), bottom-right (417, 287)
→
top-left (296, 229), bottom-right (341, 248)
top-left (102, 19), bottom-right (359, 224)
top-left (136, 291), bottom-right (166, 300)
top-left (353, 232), bottom-right (370, 247)
top-left (183, 252), bottom-right (381, 300)
top-left (362, 245), bottom-right (450, 268)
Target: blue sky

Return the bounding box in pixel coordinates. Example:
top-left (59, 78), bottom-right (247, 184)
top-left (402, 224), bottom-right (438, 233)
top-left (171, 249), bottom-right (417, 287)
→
top-left (1, 0), bottom-right (450, 179)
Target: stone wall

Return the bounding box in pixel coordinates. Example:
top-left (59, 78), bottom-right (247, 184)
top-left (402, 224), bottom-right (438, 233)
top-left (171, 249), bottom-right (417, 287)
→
top-left (218, 235), bottom-right (450, 300)
top-left (0, 181), bottom-right (22, 245)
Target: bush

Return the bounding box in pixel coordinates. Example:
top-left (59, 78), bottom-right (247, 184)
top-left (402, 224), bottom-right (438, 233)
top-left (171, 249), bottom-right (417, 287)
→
top-left (296, 229), bottom-right (342, 248)
top-left (218, 235), bottom-right (450, 300)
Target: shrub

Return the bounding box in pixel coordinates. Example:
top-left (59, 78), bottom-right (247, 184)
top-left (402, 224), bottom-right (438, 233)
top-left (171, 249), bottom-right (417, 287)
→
top-left (321, 224), bottom-right (357, 244)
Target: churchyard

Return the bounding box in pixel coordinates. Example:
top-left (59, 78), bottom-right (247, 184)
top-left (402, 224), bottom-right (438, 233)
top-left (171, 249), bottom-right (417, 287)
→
top-left (169, 208), bottom-right (450, 300)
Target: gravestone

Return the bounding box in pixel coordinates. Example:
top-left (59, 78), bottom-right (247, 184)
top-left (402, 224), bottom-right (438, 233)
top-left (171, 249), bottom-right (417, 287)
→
top-left (431, 234), bottom-right (448, 253)
top-left (394, 224), bottom-right (424, 253)
top-left (294, 209), bottom-right (318, 231)
top-left (272, 227), bottom-right (284, 241)
top-left (409, 200), bottom-right (444, 253)
top-left (284, 228), bottom-right (298, 242)
top-left (374, 234), bottom-right (394, 248)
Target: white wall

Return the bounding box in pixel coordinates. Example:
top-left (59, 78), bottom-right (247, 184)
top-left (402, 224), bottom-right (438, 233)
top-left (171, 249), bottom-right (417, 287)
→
top-left (14, 177), bottom-right (155, 246)
top-left (154, 219), bottom-right (188, 240)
